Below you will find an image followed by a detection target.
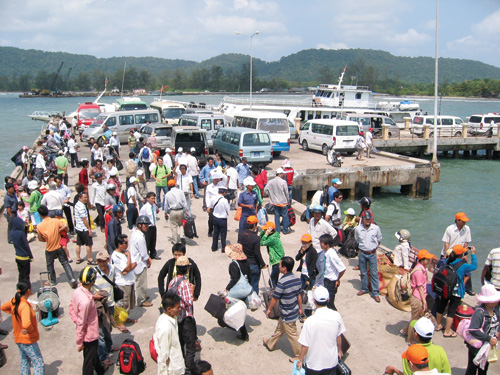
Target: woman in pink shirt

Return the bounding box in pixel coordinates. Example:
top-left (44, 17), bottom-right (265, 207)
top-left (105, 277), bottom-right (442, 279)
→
top-left (403, 249), bottom-right (435, 343)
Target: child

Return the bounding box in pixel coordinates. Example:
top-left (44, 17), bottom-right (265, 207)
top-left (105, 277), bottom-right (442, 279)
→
top-left (17, 201), bottom-right (29, 236)
top-left (103, 205), bottom-right (113, 250)
top-left (342, 208), bottom-right (357, 232)
top-left (55, 209), bottom-right (72, 263)
top-left (17, 186), bottom-right (30, 211)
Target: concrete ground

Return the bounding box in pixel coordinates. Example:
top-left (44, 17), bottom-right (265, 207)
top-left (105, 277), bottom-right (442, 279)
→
top-left (0, 141), bottom-right (498, 375)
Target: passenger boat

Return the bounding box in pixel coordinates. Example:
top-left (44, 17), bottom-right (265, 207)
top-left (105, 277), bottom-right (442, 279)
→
top-left (27, 111), bottom-right (62, 122)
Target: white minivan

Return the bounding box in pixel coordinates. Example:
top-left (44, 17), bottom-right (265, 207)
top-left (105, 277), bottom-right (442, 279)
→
top-left (299, 119), bottom-right (361, 154)
top-left (410, 115), bottom-right (464, 137)
top-left (178, 113), bottom-right (226, 149)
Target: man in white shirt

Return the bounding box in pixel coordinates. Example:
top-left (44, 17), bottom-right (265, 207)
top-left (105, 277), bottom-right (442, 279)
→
top-left (164, 180), bottom-right (187, 244)
top-left (365, 127), bottom-right (374, 158)
top-left (109, 132), bottom-right (121, 157)
top-left (67, 134), bottom-right (79, 168)
top-left (297, 286), bottom-right (346, 374)
top-left (139, 192), bottom-right (161, 260)
top-left (71, 116), bottom-right (78, 136)
top-left (325, 190), bottom-right (343, 229)
top-left (154, 293), bottom-right (185, 375)
top-left (90, 172), bottom-right (107, 232)
top-left (318, 234), bottom-right (346, 311)
top-left (206, 171), bottom-right (224, 238)
top-left (174, 147), bottom-right (184, 163)
top-left (184, 148), bottom-right (200, 198)
top-left (74, 192), bottom-right (95, 265)
top-left (41, 181), bottom-right (64, 217)
top-left (55, 175), bottom-right (74, 234)
top-left (129, 215), bottom-right (153, 307)
top-left (127, 177), bottom-right (139, 230)
top-left (163, 148), bottom-right (174, 171)
top-left (225, 161), bottom-right (239, 209)
top-left (210, 187), bottom-right (230, 252)
top-left (176, 164), bottom-right (194, 217)
top-left (34, 149), bottom-right (47, 181)
top-left (111, 234), bottom-right (137, 314)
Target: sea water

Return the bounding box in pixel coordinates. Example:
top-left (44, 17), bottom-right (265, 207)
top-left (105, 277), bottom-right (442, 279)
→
top-left (0, 93), bottom-right (499, 289)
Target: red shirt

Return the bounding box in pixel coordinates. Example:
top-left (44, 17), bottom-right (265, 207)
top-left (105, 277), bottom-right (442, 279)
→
top-left (79, 168), bottom-right (89, 188)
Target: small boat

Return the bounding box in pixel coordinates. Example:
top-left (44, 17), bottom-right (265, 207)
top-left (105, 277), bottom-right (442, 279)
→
top-left (27, 111), bottom-right (62, 122)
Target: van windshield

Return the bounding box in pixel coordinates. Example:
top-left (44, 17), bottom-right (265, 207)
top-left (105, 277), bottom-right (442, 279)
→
top-left (90, 115), bottom-right (106, 128)
top-left (258, 118), bottom-right (288, 133)
top-left (243, 133), bottom-right (270, 146)
top-left (336, 125), bottom-right (359, 136)
top-left (163, 108), bottom-right (185, 119)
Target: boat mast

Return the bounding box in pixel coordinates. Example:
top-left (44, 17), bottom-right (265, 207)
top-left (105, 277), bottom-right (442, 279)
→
top-left (94, 78), bottom-right (108, 104)
top-left (337, 65), bottom-right (347, 87)
top-left (120, 62), bottom-right (127, 98)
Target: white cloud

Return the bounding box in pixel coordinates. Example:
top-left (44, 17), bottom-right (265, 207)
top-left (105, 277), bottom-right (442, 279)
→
top-left (385, 29), bottom-right (432, 46)
top-left (316, 42), bottom-right (348, 50)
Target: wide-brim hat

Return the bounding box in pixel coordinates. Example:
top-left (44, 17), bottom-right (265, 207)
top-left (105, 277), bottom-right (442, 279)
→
top-left (225, 243), bottom-right (247, 261)
top-left (477, 284), bottom-right (500, 304)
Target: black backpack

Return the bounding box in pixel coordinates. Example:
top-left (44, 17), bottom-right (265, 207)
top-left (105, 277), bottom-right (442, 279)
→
top-left (118, 339), bottom-right (146, 374)
top-left (432, 259), bottom-right (466, 299)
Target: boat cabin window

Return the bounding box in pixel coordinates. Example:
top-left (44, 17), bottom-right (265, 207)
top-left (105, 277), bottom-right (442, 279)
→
top-left (355, 93), bottom-right (362, 99)
top-left (119, 115), bottom-right (134, 126)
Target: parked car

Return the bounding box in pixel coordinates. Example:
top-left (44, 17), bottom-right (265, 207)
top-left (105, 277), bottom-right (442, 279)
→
top-left (467, 113), bottom-right (500, 136)
top-left (299, 119), bottom-right (360, 154)
top-left (342, 114), bottom-right (400, 138)
top-left (410, 115), bottom-right (464, 137)
top-left (139, 123), bottom-right (173, 150)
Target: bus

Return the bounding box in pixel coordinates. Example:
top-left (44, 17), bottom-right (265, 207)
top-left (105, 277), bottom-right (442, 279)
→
top-left (231, 111), bottom-right (290, 157)
top-left (114, 97), bottom-right (148, 111)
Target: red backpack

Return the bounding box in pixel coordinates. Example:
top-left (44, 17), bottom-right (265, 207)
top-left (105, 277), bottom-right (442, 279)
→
top-left (118, 339), bottom-right (146, 374)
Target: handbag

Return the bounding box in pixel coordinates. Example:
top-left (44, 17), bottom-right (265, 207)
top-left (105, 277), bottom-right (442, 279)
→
top-left (98, 269), bottom-right (124, 302)
top-left (227, 261), bottom-right (253, 300)
top-left (89, 214), bottom-right (96, 229)
top-left (204, 294), bottom-right (227, 319)
top-left (234, 207), bottom-right (242, 221)
top-left (336, 359), bottom-right (351, 375)
top-left (149, 336), bottom-right (158, 363)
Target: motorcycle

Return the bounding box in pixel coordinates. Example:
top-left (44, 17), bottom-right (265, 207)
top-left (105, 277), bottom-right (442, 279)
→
top-left (326, 142), bottom-right (342, 167)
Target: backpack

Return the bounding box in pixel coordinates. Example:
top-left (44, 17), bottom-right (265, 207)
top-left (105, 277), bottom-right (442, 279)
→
top-left (288, 205), bottom-right (296, 227)
top-left (141, 147), bottom-right (150, 160)
top-left (394, 267), bottom-right (422, 303)
top-left (118, 339), bottom-right (146, 374)
top-left (431, 259), bottom-right (466, 299)
top-left (126, 160), bottom-right (136, 177)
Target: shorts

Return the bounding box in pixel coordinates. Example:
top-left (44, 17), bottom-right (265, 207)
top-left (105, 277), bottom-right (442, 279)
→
top-left (60, 235), bottom-right (69, 247)
top-left (76, 229), bottom-right (93, 246)
top-left (436, 295), bottom-right (461, 318)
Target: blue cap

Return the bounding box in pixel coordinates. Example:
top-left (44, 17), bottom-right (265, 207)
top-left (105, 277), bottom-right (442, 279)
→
top-left (332, 178), bottom-right (341, 184)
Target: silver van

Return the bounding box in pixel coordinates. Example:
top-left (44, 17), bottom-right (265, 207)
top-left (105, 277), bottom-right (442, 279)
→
top-left (343, 114), bottom-right (400, 138)
top-left (178, 114), bottom-right (226, 149)
top-left (299, 119), bottom-right (360, 154)
top-left (171, 126), bottom-right (209, 163)
top-left (82, 109), bottom-right (161, 145)
top-left (213, 127), bottom-right (273, 167)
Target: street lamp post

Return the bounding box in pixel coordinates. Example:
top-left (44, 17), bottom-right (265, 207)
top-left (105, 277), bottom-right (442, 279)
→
top-left (235, 31), bottom-right (259, 110)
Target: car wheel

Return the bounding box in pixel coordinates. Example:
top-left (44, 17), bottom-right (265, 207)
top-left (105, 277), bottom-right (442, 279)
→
top-left (97, 136), bottom-right (105, 147)
top-left (322, 144), bottom-right (329, 155)
top-left (302, 140), bottom-right (309, 151)
top-left (454, 131), bottom-right (462, 137)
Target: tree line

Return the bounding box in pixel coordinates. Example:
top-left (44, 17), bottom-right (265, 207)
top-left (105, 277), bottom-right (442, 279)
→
top-left (0, 61), bottom-right (499, 98)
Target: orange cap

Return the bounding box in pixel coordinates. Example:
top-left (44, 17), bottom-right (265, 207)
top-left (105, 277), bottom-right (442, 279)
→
top-left (261, 221), bottom-right (276, 230)
top-left (402, 344), bottom-right (429, 365)
top-left (455, 212), bottom-right (469, 222)
top-left (452, 244), bottom-right (468, 255)
top-left (301, 234), bottom-right (312, 242)
top-left (247, 215), bottom-right (258, 224)
top-left (417, 249), bottom-right (434, 260)
top-left (167, 179), bottom-right (176, 187)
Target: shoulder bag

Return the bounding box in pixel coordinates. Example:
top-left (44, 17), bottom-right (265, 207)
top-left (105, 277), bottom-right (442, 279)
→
top-left (227, 261), bottom-right (253, 300)
top-left (98, 268), bottom-right (124, 302)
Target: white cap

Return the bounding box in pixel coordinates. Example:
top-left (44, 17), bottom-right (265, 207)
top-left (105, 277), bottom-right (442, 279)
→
top-left (413, 317), bottom-right (435, 339)
top-left (190, 147), bottom-right (196, 152)
top-left (276, 168), bottom-right (284, 174)
top-left (112, 131), bottom-right (117, 135)
top-left (28, 180), bottom-right (39, 190)
top-left (177, 147), bottom-right (183, 152)
top-left (58, 150), bottom-right (64, 155)
top-left (212, 171), bottom-right (224, 180)
top-left (136, 169), bottom-right (144, 175)
top-left (313, 286), bottom-right (329, 303)
top-left (165, 148), bottom-right (172, 153)
top-left (243, 176), bottom-right (256, 186)
top-left (344, 208), bottom-right (356, 216)
top-left (109, 167), bottom-right (118, 176)
top-left (106, 183), bottom-right (116, 190)
top-left (129, 177), bottom-right (137, 184)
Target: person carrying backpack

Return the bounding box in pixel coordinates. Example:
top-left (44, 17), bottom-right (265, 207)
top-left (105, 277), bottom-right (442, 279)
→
top-left (435, 244), bottom-right (477, 337)
top-left (138, 144), bottom-right (153, 181)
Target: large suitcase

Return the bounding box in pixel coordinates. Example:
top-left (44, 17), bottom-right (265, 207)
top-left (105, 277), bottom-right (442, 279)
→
top-left (183, 217), bottom-right (198, 239)
top-left (37, 272), bottom-right (60, 318)
top-left (261, 269), bottom-right (280, 320)
top-left (204, 294), bottom-right (227, 319)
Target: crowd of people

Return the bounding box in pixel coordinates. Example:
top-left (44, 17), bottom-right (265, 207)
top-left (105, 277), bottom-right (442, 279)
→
top-left (1, 116), bottom-right (499, 375)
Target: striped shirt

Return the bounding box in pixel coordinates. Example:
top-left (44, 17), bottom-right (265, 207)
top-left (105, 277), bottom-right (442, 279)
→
top-left (74, 201), bottom-right (89, 232)
top-left (273, 272), bottom-right (302, 323)
top-left (486, 248), bottom-right (500, 290)
top-left (92, 265), bottom-right (116, 307)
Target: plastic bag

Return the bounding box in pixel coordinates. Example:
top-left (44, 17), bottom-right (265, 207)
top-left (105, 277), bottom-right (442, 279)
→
top-left (89, 214), bottom-right (96, 230)
top-left (303, 290), bottom-right (315, 311)
top-left (234, 207), bottom-right (242, 221)
top-left (291, 360), bottom-right (305, 375)
top-left (114, 305), bottom-right (128, 326)
top-left (246, 292), bottom-right (262, 311)
top-left (488, 344), bottom-right (499, 363)
top-left (223, 300), bottom-right (247, 331)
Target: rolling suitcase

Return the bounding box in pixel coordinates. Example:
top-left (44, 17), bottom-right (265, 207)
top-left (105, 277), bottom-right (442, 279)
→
top-left (37, 272), bottom-right (60, 318)
top-left (183, 217), bottom-right (198, 239)
top-left (261, 268), bottom-right (280, 319)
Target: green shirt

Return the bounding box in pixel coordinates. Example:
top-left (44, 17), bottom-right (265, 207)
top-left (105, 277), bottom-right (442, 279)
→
top-left (259, 231), bottom-right (285, 266)
top-left (55, 155), bottom-right (69, 174)
top-left (128, 135), bottom-right (137, 148)
top-left (152, 164), bottom-right (170, 187)
top-left (402, 342), bottom-right (451, 375)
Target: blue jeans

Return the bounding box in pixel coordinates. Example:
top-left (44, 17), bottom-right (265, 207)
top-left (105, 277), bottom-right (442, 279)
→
top-left (127, 204), bottom-right (138, 230)
top-left (97, 323), bottom-right (112, 362)
top-left (273, 205), bottom-right (289, 233)
top-left (192, 176), bottom-right (200, 197)
top-left (155, 185), bottom-right (168, 206)
top-left (249, 264), bottom-right (261, 294)
top-left (288, 185), bottom-right (293, 204)
top-left (300, 274), bottom-right (315, 291)
top-left (358, 251), bottom-right (379, 297)
top-left (270, 263), bottom-right (280, 288)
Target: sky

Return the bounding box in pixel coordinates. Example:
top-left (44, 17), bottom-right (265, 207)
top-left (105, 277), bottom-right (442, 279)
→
top-left (1, 0), bottom-right (500, 67)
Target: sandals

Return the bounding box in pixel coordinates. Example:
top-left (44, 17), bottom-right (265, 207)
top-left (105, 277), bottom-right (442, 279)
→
top-left (87, 260), bottom-right (97, 266)
top-left (76, 259), bottom-right (84, 264)
top-left (117, 326), bottom-right (130, 333)
top-left (125, 318), bottom-right (138, 324)
top-left (443, 332), bottom-right (457, 338)
top-left (435, 325), bottom-right (444, 332)
top-left (400, 329), bottom-right (408, 336)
